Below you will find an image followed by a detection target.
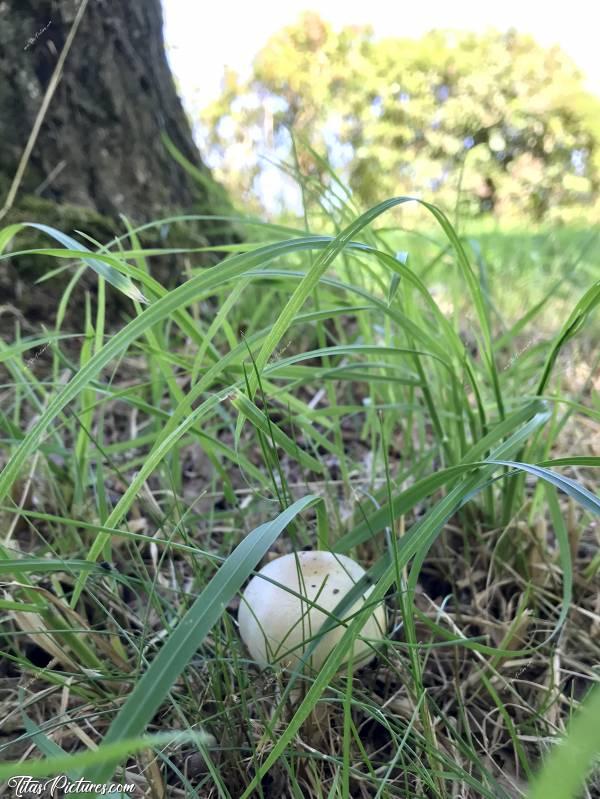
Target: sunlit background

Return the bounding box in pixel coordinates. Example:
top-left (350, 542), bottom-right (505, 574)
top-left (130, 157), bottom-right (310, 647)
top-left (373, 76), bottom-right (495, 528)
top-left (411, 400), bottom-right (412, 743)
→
top-left (163, 0), bottom-right (600, 109)
top-left (162, 0), bottom-right (600, 221)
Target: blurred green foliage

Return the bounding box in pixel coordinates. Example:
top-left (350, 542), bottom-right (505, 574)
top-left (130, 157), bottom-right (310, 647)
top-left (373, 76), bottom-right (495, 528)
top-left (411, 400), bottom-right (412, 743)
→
top-left (201, 13), bottom-right (600, 222)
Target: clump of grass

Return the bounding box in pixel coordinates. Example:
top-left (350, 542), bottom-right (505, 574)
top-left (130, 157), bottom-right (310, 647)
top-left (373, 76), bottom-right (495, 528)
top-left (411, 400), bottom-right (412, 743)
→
top-left (0, 174), bottom-right (599, 798)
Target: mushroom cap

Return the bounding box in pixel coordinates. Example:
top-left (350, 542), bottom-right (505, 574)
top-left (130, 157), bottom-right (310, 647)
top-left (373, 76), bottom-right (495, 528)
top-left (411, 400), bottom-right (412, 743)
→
top-left (238, 551), bottom-right (386, 671)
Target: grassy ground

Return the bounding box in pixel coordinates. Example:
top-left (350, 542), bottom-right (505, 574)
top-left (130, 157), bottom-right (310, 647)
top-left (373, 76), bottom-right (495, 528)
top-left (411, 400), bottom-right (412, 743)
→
top-left (0, 194), bottom-right (599, 798)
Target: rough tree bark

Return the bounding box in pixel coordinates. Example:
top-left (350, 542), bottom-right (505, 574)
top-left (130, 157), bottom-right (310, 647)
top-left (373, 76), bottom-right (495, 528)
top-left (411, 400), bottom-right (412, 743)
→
top-left (0, 0), bottom-right (237, 321)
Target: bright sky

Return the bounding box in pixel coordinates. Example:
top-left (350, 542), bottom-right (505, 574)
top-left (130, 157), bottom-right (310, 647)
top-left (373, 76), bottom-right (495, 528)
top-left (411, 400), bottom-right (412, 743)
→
top-left (163, 0), bottom-right (600, 117)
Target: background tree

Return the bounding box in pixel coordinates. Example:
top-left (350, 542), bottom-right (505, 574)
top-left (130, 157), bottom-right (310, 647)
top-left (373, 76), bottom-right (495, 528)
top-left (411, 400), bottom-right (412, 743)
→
top-left (202, 13), bottom-right (600, 222)
top-left (0, 0), bottom-right (237, 319)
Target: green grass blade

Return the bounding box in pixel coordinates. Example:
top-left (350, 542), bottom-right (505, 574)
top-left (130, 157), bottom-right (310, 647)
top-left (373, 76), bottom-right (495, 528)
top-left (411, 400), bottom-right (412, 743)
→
top-left (6, 223), bottom-right (148, 303)
top-left (527, 683), bottom-right (600, 799)
top-left (86, 495), bottom-right (321, 782)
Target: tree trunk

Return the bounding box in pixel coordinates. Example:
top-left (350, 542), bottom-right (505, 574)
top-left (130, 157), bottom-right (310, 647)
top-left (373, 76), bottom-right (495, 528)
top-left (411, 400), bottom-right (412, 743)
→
top-left (0, 0), bottom-right (237, 322)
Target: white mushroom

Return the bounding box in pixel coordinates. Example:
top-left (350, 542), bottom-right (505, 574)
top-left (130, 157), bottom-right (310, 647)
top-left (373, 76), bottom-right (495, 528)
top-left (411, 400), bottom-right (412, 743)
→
top-left (238, 551), bottom-right (386, 672)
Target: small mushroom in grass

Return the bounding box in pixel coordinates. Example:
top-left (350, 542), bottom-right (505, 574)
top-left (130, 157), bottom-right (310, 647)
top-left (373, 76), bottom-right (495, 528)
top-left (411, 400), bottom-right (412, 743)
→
top-left (238, 551), bottom-right (386, 672)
